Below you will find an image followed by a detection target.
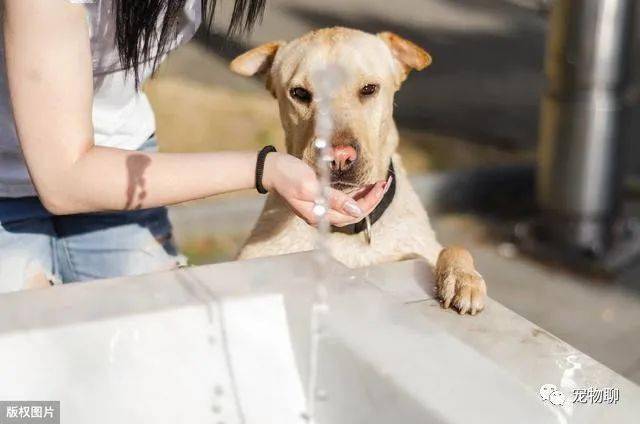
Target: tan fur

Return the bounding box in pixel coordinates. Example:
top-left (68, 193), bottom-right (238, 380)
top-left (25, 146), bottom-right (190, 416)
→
top-left (232, 27), bottom-right (487, 315)
top-left (378, 31), bottom-right (432, 83)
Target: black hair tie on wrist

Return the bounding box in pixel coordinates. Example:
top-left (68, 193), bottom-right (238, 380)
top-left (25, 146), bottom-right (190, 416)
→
top-left (255, 145), bottom-right (277, 194)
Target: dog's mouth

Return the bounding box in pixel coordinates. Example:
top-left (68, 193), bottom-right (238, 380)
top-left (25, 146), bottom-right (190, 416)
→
top-left (330, 177), bottom-right (377, 197)
top-left (328, 165), bottom-right (365, 192)
top-left (337, 181), bottom-right (381, 201)
top-left (330, 170), bottom-right (363, 194)
top-left (330, 180), bottom-right (358, 193)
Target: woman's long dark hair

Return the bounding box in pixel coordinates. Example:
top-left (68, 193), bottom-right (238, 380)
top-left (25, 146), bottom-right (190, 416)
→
top-left (114, 0), bottom-right (266, 84)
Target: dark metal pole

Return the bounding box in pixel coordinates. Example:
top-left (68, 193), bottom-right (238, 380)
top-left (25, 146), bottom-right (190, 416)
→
top-left (536, 0), bottom-right (636, 259)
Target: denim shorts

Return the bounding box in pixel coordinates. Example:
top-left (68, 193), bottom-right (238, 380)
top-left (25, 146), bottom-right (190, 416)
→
top-left (0, 137), bottom-right (187, 293)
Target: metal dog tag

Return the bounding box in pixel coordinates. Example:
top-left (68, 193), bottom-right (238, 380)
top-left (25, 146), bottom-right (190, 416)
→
top-left (364, 215), bottom-right (373, 245)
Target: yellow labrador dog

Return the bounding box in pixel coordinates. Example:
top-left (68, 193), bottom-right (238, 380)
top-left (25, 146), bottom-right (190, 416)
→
top-left (231, 28), bottom-right (487, 315)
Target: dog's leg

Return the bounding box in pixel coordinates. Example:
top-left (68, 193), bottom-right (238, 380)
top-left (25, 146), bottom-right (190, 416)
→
top-left (389, 171), bottom-right (487, 315)
top-left (432, 246), bottom-right (487, 315)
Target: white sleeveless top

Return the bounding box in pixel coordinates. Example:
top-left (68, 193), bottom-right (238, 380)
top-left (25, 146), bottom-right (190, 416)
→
top-left (0, 0), bottom-right (201, 197)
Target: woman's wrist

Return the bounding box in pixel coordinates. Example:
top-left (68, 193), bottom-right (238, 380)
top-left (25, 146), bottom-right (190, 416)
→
top-left (261, 151), bottom-right (280, 193)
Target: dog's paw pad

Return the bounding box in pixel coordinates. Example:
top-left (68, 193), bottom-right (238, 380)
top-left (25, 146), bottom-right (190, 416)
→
top-left (437, 268), bottom-right (486, 315)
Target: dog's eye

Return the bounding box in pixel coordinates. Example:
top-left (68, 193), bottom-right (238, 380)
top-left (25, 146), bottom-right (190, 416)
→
top-left (289, 87), bottom-right (313, 104)
top-left (360, 84), bottom-right (379, 97)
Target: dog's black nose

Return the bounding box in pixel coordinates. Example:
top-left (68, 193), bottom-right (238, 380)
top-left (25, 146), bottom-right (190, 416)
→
top-left (330, 145), bottom-right (357, 172)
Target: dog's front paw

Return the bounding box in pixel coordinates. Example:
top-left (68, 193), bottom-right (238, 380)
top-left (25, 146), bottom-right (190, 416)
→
top-left (436, 267), bottom-right (486, 315)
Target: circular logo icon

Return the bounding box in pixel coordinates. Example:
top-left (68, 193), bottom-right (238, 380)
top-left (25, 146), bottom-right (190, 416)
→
top-left (549, 390), bottom-right (566, 406)
top-left (539, 384), bottom-right (557, 401)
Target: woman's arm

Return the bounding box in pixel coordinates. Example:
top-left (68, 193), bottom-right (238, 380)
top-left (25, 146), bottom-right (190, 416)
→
top-left (3, 0), bottom-right (385, 225)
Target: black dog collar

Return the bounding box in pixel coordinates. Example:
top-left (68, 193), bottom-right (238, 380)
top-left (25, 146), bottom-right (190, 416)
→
top-left (332, 161), bottom-right (396, 237)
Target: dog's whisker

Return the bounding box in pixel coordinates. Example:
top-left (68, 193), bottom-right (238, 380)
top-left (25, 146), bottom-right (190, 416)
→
top-left (331, 181), bottom-right (361, 188)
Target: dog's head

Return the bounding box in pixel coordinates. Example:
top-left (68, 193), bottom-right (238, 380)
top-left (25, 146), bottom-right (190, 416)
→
top-left (231, 27), bottom-right (431, 192)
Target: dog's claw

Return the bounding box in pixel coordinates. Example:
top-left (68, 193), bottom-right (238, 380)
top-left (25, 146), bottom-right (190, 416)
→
top-left (442, 296), bottom-right (452, 309)
top-left (470, 289), bottom-right (484, 316)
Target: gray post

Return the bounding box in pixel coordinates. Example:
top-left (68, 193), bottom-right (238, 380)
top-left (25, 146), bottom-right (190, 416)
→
top-left (536, 0), bottom-right (636, 257)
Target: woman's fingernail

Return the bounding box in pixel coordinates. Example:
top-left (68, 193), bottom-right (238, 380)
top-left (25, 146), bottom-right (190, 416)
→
top-left (383, 177), bottom-right (393, 194)
top-left (377, 183), bottom-right (386, 197)
top-left (344, 200), bottom-right (363, 217)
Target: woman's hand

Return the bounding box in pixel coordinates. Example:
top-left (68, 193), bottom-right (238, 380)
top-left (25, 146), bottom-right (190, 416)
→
top-left (263, 152), bottom-right (387, 227)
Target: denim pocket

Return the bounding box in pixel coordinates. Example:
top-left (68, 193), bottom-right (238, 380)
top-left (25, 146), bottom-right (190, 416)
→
top-left (55, 206), bottom-right (188, 282)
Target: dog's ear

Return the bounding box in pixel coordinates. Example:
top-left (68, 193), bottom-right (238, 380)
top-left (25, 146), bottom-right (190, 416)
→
top-left (230, 41), bottom-right (285, 77)
top-left (378, 32), bottom-right (431, 83)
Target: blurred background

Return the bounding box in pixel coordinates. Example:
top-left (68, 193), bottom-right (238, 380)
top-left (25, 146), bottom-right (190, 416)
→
top-left (144, 0), bottom-right (640, 385)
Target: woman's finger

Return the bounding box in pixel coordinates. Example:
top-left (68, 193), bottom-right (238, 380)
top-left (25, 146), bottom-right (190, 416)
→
top-left (353, 181), bottom-right (387, 214)
top-left (327, 181), bottom-right (388, 227)
top-left (288, 199), bottom-right (319, 225)
top-left (326, 188), bottom-right (366, 218)
top-left (326, 179), bottom-right (387, 218)
top-left (326, 210), bottom-right (364, 227)
top-left (290, 198), bottom-right (363, 227)
top-left (288, 199), bottom-right (353, 226)
top-left (289, 179), bottom-right (389, 227)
